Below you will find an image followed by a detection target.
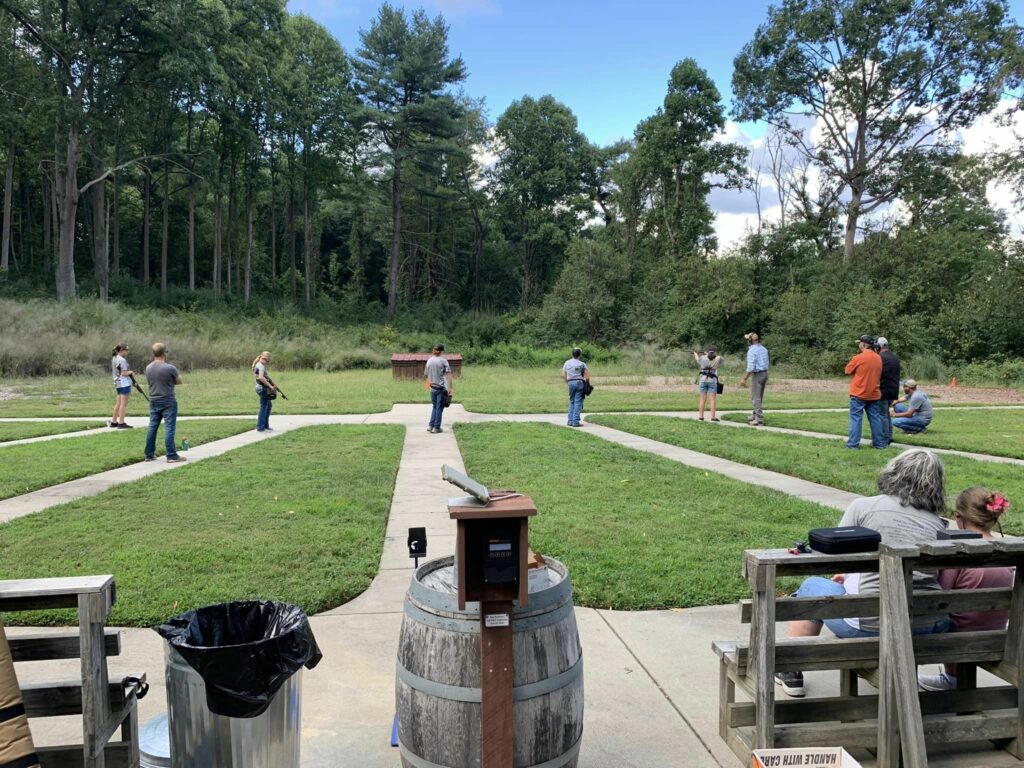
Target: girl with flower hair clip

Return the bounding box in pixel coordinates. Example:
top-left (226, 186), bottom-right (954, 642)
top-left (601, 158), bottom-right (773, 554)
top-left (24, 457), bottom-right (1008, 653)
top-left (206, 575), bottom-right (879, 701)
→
top-left (919, 487), bottom-right (1014, 691)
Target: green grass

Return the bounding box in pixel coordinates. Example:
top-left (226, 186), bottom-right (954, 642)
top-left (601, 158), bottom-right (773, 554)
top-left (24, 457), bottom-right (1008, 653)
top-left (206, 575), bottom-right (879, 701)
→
top-left (0, 425), bottom-right (403, 626)
top-left (0, 421), bottom-right (105, 441)
top-left (726, 409), bottom-right (1024, 460)
top-left (455, 422), bottom-right (836, 609)
top-left (0, 367), bottom-right (853, 416)
top-left (0, 419), bottom-right (252, 500)
top-left (589, 415), bottom-right (1024, 534)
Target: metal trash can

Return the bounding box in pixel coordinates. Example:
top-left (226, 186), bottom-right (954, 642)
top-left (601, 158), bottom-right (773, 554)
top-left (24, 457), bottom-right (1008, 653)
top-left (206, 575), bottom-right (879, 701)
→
top-left (165, 643), bottom-right (303, 768)
top-left (139, 713), bottom-right (171, 768)
top-left (155, 600), bottom-right (322, 768)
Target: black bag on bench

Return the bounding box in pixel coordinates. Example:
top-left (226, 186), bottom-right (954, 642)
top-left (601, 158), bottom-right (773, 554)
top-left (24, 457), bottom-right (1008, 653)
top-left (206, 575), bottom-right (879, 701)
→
top-left (808, 526), bottom-right (881, 554)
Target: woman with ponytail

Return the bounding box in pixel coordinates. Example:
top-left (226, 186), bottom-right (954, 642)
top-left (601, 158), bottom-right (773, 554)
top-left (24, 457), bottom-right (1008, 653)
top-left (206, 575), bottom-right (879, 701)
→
top-left (919, 487), bottom-right (1014, 691)
top-left (253, 352), bottom-right (276, 432)
top-left (109, 343), bottom-right (134, 429)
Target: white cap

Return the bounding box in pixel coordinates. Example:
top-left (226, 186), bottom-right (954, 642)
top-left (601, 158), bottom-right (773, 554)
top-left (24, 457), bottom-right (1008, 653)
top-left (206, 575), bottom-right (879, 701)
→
top-left (876, 336), bottom-right (889, 347)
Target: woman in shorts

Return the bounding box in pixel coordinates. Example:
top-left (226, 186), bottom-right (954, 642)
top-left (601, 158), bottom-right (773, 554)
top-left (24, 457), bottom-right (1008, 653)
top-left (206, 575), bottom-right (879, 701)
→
top-left (692, 345), bottom-right (722, 421)
top-left (109, 343), bottom-right (134, 429)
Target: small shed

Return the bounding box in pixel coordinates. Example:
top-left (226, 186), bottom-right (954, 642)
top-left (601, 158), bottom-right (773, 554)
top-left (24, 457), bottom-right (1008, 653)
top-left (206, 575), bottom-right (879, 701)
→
top-left (391, 353), bottom-right (463, 380)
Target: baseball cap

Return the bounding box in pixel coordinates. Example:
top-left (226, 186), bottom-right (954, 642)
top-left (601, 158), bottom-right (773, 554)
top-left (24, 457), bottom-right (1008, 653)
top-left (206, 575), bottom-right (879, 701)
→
top-left (904, 379), bottom-right (918, 388)
top-left (876, 336), bottom-right (889, 347)
top-left (856, 335), bottom-right (875, 345)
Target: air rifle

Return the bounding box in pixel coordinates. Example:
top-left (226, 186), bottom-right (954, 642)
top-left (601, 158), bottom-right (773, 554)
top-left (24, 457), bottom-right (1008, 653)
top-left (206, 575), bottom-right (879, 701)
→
top-left (265, 375), bottom-right (288, 401)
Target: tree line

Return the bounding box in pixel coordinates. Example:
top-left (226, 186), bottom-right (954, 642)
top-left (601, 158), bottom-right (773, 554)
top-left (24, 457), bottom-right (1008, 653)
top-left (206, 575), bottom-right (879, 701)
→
top-left (1, 0), bottom-right (1023, 369)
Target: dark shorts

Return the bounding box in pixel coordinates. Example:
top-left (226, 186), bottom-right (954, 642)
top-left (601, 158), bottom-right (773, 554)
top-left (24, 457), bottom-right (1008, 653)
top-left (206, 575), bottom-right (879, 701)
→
top-left (116, 386), bottom-right (132, 395)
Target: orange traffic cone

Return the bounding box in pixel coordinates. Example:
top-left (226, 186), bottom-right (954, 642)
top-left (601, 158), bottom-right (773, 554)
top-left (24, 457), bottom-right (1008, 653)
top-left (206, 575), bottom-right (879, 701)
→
top-left (950, 376), bottom-right (958, 388)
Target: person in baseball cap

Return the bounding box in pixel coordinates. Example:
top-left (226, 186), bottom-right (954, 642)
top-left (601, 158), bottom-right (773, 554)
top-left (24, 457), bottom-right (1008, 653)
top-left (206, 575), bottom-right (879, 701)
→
top-left (845, 334), bottom-right (886, 449)
top-left (876, 337), bottom-right (901, 445)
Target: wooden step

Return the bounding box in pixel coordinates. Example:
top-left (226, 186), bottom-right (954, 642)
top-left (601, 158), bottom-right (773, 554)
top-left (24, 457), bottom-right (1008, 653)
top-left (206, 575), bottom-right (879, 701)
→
top-left (9, 629), bottom-right (120, 662)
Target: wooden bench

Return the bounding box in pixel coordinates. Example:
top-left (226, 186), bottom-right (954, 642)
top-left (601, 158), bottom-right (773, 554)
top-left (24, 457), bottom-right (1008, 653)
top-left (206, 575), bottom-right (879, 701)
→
top-left (713, 539), bottom-right (1024, 767)
top-left (1, 576), bottom-right (146, 768)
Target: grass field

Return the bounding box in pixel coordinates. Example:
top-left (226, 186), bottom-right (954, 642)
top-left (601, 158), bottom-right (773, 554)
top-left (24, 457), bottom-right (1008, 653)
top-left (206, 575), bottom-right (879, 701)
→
top-left (0, 419), bottom-right (251, 500)
top-left (589, 415), bottom-right (1024, 533)
top-left (0, 367), bottom-right (853, 416)
top-left (455, 422), bottom-right (835, 609)
top-left (0, 421), bottom-right (105, 442)
top-left (0, 425), bottom-right (403, 626)
top-left (729, 409), bottom-right (1024, 460)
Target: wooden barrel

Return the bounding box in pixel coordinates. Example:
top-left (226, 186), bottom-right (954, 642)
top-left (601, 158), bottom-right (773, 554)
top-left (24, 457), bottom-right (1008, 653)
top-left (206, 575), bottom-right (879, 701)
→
top-left (396, 556), bottom-right (583, 768)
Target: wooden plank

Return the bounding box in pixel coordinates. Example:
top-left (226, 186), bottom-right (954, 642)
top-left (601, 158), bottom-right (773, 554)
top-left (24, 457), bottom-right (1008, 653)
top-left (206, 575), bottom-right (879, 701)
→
top-left (730, 630), bottom-right (1008, 675)
top-left (480, 599), bottom-right (514, 768)
top-left (79, 593), bottom-right (110, 768)
top-left (0, 576), bottom-right (114, 600)
top-left (839, 669), bottom-right (858, 700)
top-left (993, 537), bottom-right (1024, 553)
top-left (21, 680), bottom-right (128, 718)
top-left (746, 548), bottom-right (880, 569)
top-left (726, 686), bottom-right (1020, 727)
top-left (9, 630), bottom-right (120, 662)
top-left (738, 587), bottom-right (1012, 623)
top-left (749, 563), bottom-right (776, 749)
top-left (1004, 560), bottom-right (1024, 758)
top-left (36, 742), bottom-right (132, 768)
top-left (773, 712), bottom-right (1018, 749)
top-left (719, 656), bottom-right (735, 741)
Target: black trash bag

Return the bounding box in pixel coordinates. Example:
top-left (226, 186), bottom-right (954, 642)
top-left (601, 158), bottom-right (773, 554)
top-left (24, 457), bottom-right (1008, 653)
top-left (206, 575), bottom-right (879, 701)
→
top-left (155, 600), bottom-right (322, 718)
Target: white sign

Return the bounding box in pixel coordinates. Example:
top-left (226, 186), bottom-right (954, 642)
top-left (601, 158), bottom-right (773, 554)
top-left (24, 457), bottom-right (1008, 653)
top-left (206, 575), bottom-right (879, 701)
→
top-left (484, 613), bottom-right (510, 628)
top-left (752, 748), bottom-right (862, 768)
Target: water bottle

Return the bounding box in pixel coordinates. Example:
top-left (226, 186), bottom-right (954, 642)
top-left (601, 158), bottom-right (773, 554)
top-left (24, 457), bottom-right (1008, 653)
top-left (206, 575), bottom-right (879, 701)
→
top-left (181, 438), bottom-right (190, 451)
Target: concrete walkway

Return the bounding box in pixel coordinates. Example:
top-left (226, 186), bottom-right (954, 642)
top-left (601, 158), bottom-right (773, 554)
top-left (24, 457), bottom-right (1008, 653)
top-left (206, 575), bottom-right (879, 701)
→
top-left (0, 425), bottom-right (109, 448)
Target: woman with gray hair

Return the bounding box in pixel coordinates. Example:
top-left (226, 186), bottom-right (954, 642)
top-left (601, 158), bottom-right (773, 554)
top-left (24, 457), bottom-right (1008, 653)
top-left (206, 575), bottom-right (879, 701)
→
top-left (774, 449), bottom-right (950, 697)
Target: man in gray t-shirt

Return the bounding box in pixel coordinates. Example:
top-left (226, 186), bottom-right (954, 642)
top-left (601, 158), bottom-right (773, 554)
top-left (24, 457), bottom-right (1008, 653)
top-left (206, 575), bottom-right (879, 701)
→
top-left (425, 344), bottom-right (453, 433)
top-left (891, 379), bottom-right (932, 434)
top-left (144, 343), bottom-right (185, 462)
top-left (561, 347), bottom-right (589, 427)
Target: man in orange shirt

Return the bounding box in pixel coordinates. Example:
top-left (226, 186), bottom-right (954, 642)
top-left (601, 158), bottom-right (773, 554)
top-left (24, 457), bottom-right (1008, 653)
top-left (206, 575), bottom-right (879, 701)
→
top-left (844, 335), bottom-right (886, 449)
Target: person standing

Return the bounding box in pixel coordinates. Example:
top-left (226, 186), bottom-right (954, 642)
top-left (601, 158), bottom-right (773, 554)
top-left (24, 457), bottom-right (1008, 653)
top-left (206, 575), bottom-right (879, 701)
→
top-left (561, 347), bottom-right (590, 427)
top-left (109, 343), bottom-right (134, 429)
top-left (144, 343), bottom-right (185, 462)
top-left (739, 332), bottom-right (769, 426)
top-left (877, 337), bottom-right (901, 447)
top-left (252, 351), bottom-right (276, 432)
top-left (692, 345), bottom-right (722, 421)
top-left (425, 344), bottom-right (453, 434)
top-left (845, 335), bottom-right (886, 449)
top-left (891, 379), bottom-right (933, 434)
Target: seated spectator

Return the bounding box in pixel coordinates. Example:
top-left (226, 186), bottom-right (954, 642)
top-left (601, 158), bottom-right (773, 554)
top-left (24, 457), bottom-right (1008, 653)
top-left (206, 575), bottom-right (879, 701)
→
top-left (919, 487), bottom-right (1014, 691)
top-left (775, 449), bottom-right (950, 698)
top-left (891, 379), bottom-right (933, 434)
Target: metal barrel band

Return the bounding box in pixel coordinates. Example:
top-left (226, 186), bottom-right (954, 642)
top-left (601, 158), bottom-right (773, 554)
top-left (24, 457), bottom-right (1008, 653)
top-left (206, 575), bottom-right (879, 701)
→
top-left (404, 597), bottom-right (576, 634)
top-left (399, 734), bottom-right (582, 768)
top-left (410, 556), bottom-right (571, 614)
top-left (406, 589), bottom-right (575, 624)
top-left (396, 655), bottom-right (583, 703)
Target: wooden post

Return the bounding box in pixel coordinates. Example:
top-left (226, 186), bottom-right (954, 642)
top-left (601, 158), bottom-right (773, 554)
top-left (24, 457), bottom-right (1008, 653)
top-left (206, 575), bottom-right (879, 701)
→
top-left (748, 562), bottom-right (776, 750)
top-left (79, 589), bottom-right (113, 768)
top-left (480, 600), bottom-right (514, 768)
top-left (1004, 559), bottom-right (1024, 757)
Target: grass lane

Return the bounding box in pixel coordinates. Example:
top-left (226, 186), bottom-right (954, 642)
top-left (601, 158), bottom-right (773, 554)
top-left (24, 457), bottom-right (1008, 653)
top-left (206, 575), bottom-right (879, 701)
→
top-left (0, 421), bottom-right (105, 442)
top-left (589, 415), bottom-right (1024, 534)
top-left (0, 367), bottom-right (852, 416)
top-left (725, 408), bottom-right (1024, 460)
top-left (456, 422), bottom-right (836, 610)
top-left (0, 419), bottom-right (252, 500)
top-left (0, 425), bottom-right (403, 626)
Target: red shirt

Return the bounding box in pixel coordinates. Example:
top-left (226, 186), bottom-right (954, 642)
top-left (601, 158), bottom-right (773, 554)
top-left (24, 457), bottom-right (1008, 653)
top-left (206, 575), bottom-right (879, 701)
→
top-left (939, 566), bottom-right (1015, 632)
top-left (845, 350), bottom-right (882, 400)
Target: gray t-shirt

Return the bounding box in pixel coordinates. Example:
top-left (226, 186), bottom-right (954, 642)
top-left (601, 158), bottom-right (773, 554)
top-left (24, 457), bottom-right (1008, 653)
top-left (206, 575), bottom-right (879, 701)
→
top-left (146, 360), bottom-right (180, 401)
top-left (697, 354), bottom-right (721, 384)
top-left (562, 359), bottom-right (587, 382)
top-left (907, 390), bottom-right (933, 423)
top-left (425, 356), bottom-right (451, 389)
top-left (111, 355), bottom-right (131, 388)
top-left (837, 494), bottom-right (946, 632)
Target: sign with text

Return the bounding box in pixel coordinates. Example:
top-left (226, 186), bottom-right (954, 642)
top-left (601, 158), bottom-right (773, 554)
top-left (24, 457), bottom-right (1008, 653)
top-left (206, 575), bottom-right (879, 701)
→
top-left (752, 748), bottom-right (862, 768)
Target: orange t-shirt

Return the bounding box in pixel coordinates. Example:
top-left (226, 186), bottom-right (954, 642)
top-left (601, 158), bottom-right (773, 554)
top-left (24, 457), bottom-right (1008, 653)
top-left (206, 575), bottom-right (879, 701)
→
top-left (845, 350), bottom-right (882, 400)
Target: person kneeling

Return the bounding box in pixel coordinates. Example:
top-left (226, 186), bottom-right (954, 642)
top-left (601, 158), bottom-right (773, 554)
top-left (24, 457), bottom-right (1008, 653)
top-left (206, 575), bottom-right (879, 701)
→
top-left (775, 449), bottom-right (951, 697)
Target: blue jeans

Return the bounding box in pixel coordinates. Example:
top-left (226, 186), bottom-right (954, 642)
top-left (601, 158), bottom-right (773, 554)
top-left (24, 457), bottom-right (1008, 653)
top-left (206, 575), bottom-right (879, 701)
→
top-left (892, 402), bottom-right (930, 434)
top-left (567, 380), bottom-right (585, 425)
top-left (848, 397), bottom-right (886, 448)
top-left (879, 399), bottom-right (894, 445)
top-left (429, 386), bottom-right (446, 429)
top-left (257, 395), bottom-right (273, 431)
top-left (145, 398), bottom-right (179, 459)
top-left (795, 576), bottom-right (950, 637)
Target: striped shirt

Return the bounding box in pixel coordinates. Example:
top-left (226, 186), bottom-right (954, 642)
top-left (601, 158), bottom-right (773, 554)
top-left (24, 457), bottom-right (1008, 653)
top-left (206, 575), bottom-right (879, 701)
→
top-left (746, 344), bottom-right (769, 373)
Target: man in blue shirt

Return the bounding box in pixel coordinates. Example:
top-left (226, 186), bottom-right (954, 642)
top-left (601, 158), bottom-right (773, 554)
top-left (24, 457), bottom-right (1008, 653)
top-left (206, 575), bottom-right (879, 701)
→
top-left (891, 379), bottom-right (933, 434)
top-left (739, 332), bottom-right (769, 426)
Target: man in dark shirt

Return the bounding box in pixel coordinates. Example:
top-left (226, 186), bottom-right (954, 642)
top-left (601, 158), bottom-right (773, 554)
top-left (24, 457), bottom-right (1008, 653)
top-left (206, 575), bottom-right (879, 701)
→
top-left (144, 343), bottom-right (185, 462)
top-left (877, 337), bottom-right (901, 447)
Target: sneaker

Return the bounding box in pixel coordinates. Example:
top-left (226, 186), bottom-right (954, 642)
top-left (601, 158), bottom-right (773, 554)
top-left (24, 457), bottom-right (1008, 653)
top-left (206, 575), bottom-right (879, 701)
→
top-left (434, 427), bottom-right (443, 433)
top-left (166, 455), bottom-right (187, 463)
top-left (751, 421), bottom-right (764, 427)
top-left (144, 456), bottom-right (155, 462)
top-left (775, 671), bottom-right (805, 697)
top-left (427, 427), bottom-right (434, 433)
top-left (117, 423), bottom-right (133, 429)
top-left (109, 421), bottom-right (119, 428)
top-left (711, 417), bottom-right (721, 422)
top-left (918, 671), bottom-right (957, 691)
